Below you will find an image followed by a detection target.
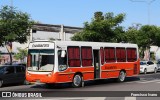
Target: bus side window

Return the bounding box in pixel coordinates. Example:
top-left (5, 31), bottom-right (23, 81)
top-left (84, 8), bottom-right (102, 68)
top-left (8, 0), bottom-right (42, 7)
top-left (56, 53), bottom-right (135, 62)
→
top-left (81, 47), bottom-right (93, 67)
top-left (104, 47), bottom-right (116, 63)
top-left (58, 50), bottom-right (67, 65)
top-left (116, 47), bottom-right (126, 62)
top-left (127, 48), bottom-right (137, 62)
top-left (67, 46), bottom-right (80, 67)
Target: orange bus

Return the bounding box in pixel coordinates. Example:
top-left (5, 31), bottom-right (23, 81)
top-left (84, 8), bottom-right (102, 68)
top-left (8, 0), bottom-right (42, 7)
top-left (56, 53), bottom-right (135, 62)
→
top-left (26, 40), bottom-right (140, 87)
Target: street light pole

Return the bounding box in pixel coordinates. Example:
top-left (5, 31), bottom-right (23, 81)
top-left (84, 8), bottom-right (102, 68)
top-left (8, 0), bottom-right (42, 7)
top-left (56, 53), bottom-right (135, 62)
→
top-left (130, 0), bottom-right (156, 25)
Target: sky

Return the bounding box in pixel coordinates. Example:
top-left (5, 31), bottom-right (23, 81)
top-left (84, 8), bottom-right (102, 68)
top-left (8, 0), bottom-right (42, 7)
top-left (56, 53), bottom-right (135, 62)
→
top-left (0, 0), bottom-right (160, 28)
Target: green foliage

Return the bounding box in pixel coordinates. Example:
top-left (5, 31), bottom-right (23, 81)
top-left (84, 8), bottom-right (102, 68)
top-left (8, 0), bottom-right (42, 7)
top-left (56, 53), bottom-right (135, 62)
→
top-left (150, 53), bottom-right (155, 61)
top-left (71, 11), bottom-right (160, 60)
top-left (71, 11), bottom-right (126, 42)
top-left (125, 28), bottom-right (139, 44)
top-left (0, 5), bottom-right (34, 46)
top-left (125, 25), bottom-right (160, 59)
top-left (126, 25), bottom-right (160, 48)
top-left (14, 48), bottom-right (27, 62)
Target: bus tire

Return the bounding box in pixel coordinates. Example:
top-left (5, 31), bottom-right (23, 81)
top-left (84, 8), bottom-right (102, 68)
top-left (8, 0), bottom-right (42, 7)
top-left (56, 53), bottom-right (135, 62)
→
top-left (117, 71), bottom-right (126, 82)
top-left (72, 74), bottom-right (82, 88)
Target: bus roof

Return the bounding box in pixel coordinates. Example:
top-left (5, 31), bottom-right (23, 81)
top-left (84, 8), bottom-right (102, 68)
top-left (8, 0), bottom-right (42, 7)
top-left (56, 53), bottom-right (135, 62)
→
top-left (29, 40), bottom-right (138, 49)
top-left (54, 41), bottom-right (138, 48)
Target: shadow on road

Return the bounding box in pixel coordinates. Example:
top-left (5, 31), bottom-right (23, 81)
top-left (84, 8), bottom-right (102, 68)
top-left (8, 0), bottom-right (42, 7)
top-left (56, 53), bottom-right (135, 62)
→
top-left (30, 77), bottom-right (140, 89)
top-left (1, 83), bottom-right (30, 88)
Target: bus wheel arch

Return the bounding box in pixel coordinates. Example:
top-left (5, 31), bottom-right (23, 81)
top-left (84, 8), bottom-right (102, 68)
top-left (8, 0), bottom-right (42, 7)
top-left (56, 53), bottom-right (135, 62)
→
top-left (72, 72), bottom-right (83, 88)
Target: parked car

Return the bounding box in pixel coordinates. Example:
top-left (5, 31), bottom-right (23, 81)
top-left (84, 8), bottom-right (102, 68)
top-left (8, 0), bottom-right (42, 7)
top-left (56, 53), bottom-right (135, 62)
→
top-left (0, 65), bottom-right (26, 87)
top-left (140, 61), bottom-right (157, 74)
top-left (13, 63), bottom-right (26, 68)
top-left (5, 62), bottom-right (26, 67)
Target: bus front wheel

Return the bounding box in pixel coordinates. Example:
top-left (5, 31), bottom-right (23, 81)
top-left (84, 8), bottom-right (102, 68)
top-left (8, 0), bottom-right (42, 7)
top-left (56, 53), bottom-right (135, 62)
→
top-left (117, 71), bottom-right (126, 82)
top-left (72, 74), bottom-right (82, 88)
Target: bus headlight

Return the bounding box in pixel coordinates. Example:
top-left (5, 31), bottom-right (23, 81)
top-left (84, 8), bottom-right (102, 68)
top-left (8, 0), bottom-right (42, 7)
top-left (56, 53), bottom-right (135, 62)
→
top-left (59, 65), bottom-right (67, 71)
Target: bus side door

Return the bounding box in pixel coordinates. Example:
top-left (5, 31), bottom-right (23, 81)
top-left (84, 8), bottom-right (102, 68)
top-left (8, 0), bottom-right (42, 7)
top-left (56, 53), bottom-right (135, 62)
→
top-left (93, 50), bottom-right (100, 79)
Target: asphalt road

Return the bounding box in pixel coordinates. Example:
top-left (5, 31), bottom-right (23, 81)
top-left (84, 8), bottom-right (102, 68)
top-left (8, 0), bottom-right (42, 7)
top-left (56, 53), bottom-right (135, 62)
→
top-left (1, 72), bottom-right (160, 100)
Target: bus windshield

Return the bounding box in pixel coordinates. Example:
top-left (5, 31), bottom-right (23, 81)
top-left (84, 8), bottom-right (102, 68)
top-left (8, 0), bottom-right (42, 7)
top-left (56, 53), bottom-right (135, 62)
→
top-left (27, 49), bottom-right (54, 71)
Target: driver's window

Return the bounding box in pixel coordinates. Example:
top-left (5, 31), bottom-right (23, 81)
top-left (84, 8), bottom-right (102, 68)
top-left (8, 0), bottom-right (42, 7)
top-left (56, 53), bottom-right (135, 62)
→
top-left (58, 50), bottom-right (67, 65)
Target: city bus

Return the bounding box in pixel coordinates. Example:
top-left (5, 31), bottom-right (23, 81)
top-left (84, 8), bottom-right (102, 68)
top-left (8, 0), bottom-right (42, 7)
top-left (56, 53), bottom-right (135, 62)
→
top-left (26, 40), bottom-right (140, 87)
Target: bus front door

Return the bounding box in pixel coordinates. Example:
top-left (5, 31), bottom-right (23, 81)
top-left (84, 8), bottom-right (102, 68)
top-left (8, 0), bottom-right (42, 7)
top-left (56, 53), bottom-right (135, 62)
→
top-left (93, 50), bottom-right (100, 79)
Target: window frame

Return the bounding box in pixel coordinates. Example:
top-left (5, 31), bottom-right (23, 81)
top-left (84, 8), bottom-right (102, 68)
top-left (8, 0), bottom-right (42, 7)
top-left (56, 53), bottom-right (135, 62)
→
top-left (100, 47), bottom-right (104, 65)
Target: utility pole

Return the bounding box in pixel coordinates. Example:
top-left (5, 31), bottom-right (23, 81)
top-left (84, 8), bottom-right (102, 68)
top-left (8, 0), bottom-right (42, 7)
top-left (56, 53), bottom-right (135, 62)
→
top-left (130, 0), bottom-right (156, 25)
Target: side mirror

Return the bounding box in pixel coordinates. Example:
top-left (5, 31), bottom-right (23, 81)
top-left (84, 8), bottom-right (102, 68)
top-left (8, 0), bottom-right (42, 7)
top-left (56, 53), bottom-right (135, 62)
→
top-left (61, 50), bottom-right (66, 57)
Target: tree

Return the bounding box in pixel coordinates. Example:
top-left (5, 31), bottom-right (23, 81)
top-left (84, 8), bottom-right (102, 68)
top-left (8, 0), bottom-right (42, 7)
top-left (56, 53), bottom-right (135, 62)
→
top-left (14, 48), bottom-right (27, 63)
top-left (0, 6), bottom-right (33, 64)
top-left (71, 12), bottom-right (126, 42)
top-left (125, 25), bottom-right (160, 59)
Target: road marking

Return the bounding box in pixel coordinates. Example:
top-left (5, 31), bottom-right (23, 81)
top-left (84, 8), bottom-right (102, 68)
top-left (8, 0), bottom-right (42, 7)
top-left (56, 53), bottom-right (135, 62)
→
top-left (155, 81), bottom-right (160, 83)
top-left (139, 73), bottom-right (160, 76)
top-left (85, 97), bottom-right (106, 100)
top-left (125, 81), bottom-right (141, 83)
top-left (125, 97), bottom-right (136, 100)
top-left (137, 79), bottom-right (160, 83)
top-left (125, 79), bottom-right (160, 84)
top-left (50, 97), bottom-right (106, 100)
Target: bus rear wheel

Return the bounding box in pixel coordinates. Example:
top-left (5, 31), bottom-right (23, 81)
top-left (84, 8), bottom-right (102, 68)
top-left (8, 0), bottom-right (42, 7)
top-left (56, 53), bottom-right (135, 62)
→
top-left (72, 74), bottom-right (82, 88)
top-left (117, 71), bottom-right (126, 82)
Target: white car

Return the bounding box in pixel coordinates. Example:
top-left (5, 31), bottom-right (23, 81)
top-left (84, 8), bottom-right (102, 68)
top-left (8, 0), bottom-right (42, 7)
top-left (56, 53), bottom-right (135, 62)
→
top-left (140, 61), bottom-right (157, 74)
